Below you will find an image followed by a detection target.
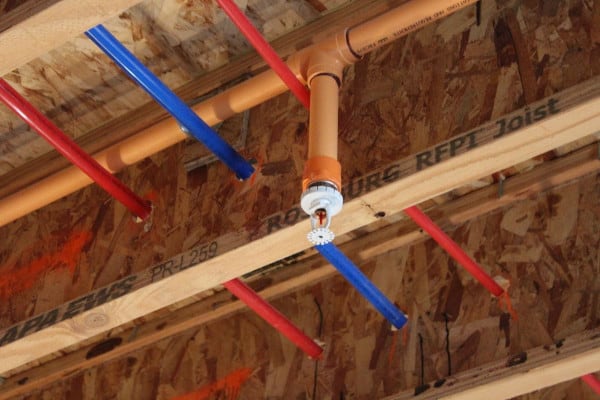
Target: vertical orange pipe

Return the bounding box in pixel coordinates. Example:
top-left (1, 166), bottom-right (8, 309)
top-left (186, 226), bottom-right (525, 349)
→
top-left (303, 74), bottom-right (342, 192)
top-left (307, 75), bottom-right (339, 160)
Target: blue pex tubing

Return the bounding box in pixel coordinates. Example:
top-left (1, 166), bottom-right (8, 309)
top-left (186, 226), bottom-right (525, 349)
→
top-left (316, 243), bottom-right (408, 329)
top-left (86, 25), bottom-right (254, 180)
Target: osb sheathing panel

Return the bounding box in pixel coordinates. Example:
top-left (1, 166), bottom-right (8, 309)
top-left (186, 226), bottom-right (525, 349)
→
top-left (8, 175), bottom-right (600, 399)
top-left (0, 0), bottom-right (598, 391)
top-left (1, 0), bottom-right (598, 318)
top-left (0, 0), bottom-right (329, 173)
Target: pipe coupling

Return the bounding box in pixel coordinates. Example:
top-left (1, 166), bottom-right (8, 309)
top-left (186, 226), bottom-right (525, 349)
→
top-left (302, 156), bottom-right (341, 191)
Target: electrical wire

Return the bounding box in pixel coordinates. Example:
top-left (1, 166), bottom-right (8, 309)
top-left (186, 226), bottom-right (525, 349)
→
top-left (312, 298), bottom-right (324, 400)
top-left (444, 313), bottom-right (452, 376)
top-left (419, 333), bottom-right (425, 386)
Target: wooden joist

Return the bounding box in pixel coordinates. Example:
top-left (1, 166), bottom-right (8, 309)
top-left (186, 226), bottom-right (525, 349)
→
top-left (0, 141), bottom-right (597, 398)
top-left (384, 328), bottom-right (600, 400)
top-left (0, 78), bottom-right (598, 375)
top-left (0, 0), bottom-right (145, 77)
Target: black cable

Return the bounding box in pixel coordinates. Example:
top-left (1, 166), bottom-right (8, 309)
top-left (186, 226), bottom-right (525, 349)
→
top-left (313, 298), bottom-right (324, 400)
top-left (315, 298), bottom-right (324, 337)
top-left (444, 313), bottom-right (452, 376)
top-left (418, 333), bottom-right (425, 386)
top-left (312, 351), bottom-right (319, 400)
top-left (414, 328), bottom-right (431, 396)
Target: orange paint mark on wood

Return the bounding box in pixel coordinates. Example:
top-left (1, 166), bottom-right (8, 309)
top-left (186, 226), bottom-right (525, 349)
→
top-left (0, 230), bottom-right (92, 299)
top-left (170, 368), bottom-right (252, 400)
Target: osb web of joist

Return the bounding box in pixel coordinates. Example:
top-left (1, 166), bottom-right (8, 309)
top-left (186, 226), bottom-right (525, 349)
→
top-left (6, 176), bottom-right (600, 399)
top-left (0, 0), bottom-right (598, 398)
top-left (0, 0), bottom-right (346, 174)
top-left (0, 0), bottom-right (597, 314)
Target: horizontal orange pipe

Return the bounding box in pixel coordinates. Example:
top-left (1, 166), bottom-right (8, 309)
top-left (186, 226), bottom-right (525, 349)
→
top-left (0, 72), bottom-right (286, 227)
top-left (0, 0), bottom-right (479, 227)
top-left (303, 74), bottom-right (342, 190)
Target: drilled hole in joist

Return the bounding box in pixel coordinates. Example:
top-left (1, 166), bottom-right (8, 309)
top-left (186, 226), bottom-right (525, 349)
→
top-left (85, 337), bottom-right (123, 360)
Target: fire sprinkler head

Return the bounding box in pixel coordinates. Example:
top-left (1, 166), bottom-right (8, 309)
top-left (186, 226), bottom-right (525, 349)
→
top-left (300, 183), bottom-right (344, 220)
top-left (307, 227), bottom-right (335, 246)
top-left (302, 182), bottom-right (343, 246)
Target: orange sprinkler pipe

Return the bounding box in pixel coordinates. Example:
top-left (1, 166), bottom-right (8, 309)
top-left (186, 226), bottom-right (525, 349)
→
top-left (582, 374), bottom-right (600, 394)
top-left (216, 0), bottom-right (344, 203)
top-left (0, 78), bottom-right (151, 221)
top-left (404, 206), bottom-right (505, 297)
top-left (303, 74), bottom-right (342, 191)
top-left (0, 0), bottom-right (480, 227)
top-left (218, 0), bottom-right (409, 330)
top-left (223, 279), bottom-right (323, 359)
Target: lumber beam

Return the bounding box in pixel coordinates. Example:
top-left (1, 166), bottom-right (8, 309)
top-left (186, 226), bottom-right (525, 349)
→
top-left (0, 1), bottom-right (60, 32)
top-left (383, 328), bottom-right (600, 400)
top-left (0, 142), bottom-right (597, 399)
top-left (0, 0), bottom-right (144, 77)
top-left (0, 78), bottom-right (598, 375)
